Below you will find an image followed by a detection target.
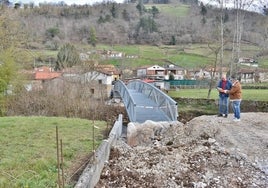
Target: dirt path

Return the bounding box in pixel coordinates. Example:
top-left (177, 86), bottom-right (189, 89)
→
top-left (96, 112), bottom-right (268, 187)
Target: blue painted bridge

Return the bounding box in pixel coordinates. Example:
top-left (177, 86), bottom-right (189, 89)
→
top-left (113, 80), bottom-right (178, 123)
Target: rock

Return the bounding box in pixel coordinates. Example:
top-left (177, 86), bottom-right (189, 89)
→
top-left (96, 113), bottom-right (268, 187)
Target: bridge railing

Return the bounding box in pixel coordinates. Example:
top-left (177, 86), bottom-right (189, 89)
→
top-left (127, 80), bottom-right (178, 121)
top-left (114, 80), bottom-right (137, 122)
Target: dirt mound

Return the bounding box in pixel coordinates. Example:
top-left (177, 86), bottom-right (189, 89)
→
top-left (96, 112), bottom-right (268, 187)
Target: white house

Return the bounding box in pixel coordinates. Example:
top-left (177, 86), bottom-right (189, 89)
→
top-left (136, 64), bottom-right (184, 80)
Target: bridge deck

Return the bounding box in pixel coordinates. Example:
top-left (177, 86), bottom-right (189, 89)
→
top-left (129, 89), bottom-right (170, 123)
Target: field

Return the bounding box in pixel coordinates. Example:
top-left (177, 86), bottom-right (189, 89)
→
top-left (109, 43), bottom-right (268, 69)
top-left (167, 88), bottom-right (268, 116)
top-left (26, 42), bottom-right (268, 70)
top-left (144, 3), bottom-right (190, 17)
top-left (0, 116), bottom-right (107, 188)
top-left (168, 88), bottom-right (268, 101)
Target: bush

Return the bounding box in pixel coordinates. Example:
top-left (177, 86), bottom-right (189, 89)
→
top-left (6, 82), bottom-right (126, 123)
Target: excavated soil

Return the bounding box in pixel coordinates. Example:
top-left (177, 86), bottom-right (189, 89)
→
top-left (96, 112), bottom-right (268, 187)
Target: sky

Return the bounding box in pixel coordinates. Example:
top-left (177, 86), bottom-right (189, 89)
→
top-left (12, 0), bottom-right (125, 5)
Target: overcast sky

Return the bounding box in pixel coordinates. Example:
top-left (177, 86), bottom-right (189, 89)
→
top-left (13, 0), bottom-right (125, 5)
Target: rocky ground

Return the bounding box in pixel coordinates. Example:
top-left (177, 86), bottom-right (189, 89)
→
top-left (96, 112), bottom-right (268, 187)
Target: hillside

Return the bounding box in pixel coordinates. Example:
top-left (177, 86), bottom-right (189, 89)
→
top-left (14, 1), bottom-right (266, 46)
top-left (0, 1), bottom-right (267, 71)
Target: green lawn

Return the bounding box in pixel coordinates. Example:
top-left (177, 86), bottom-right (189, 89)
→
top-left (144, 3), bottom-right (190, 17)
top-left (168, 88), bottom-right (268, 101)
top-left (0, 116), bottom-right (107, 188)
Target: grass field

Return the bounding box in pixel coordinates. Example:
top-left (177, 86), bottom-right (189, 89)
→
top-left (25, 41), bottom-right (268, 70)
top-left (168, 88), bottom-right (268, 101)
top-left (0, 116), bottom-right (107, 188)
top-left (89, 43), bottom-right (268, 69)
top-left (144, 3), bottom-right (190, 17)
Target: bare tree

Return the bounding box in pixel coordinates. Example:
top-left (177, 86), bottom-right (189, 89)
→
top-left (219, 0), bottom-right (225, 77)
top-left (231, 0), bottom-right (254, 76)
top-left (207, 43), bottom-right (221, 99)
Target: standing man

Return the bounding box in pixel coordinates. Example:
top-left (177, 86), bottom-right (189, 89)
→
top-left (224, 75), bottom-right (242, 121)
top-left (216, 74), bottom-right (232, 118)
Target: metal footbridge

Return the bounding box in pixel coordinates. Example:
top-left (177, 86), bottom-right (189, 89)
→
top-left (114, 80), bottom-right (178, 123)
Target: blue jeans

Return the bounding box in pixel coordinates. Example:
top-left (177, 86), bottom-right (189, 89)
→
top-left (231, 100), bottom-right (241, 119)
top-left (219, 96), bottom-right (229, 115)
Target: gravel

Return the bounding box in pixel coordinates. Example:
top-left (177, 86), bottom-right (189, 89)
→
top-left (96, 112), bottom-right (268, 187)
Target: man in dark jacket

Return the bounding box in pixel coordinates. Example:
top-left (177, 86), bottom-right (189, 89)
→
top-left (216, 74), bottom-right (232, 117)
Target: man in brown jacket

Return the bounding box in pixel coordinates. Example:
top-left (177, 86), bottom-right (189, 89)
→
top-left (224, 75), bottom-right (242, 121)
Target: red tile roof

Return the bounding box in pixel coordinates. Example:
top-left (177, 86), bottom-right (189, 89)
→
top-left (34, 67), bottom-right (62, 80)
top-left (35, 72), bottom-right (62, 80)
top-left (142, 79), bottom-right (155, 83)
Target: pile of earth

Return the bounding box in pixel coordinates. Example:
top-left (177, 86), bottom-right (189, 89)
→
top-left (96, 112), bottom-right (268, 187)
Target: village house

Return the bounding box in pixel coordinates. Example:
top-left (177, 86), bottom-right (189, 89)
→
top-left (239, 57), bottom-right (258, 67)
top-left (31, 66), bottom-right (62, 91)
top-left (28, 64), bottom-right (121, 99)
top-left (163, 64), bottom-right (185, 80)
top-left (136, 64), bottom-right (185, 80)
top-left (136, 64), bottom-right (234, 81)
top-left (238, 68), bottom-right (268, 83)
top-left (100, 50), bottom-right (125, 59)
top-left (61, 64), bottom-right (121, 99)
top-left (137, 65), bottom-right (165, 80)
top-left (238, 68), bottom-right (255, 83)
top-left (135, 64), bottom-right (268, 84)
top-left (256, 69), bottom-right (268, 82)
top-left (81, 65), bottom-right (121, 99)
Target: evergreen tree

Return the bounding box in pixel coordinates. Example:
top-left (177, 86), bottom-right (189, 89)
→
top-left (150, 6), bottom-right (159, 18)
top-left (122, 9), bottom-right (130, 21)
top-left (136, 0), bottom-right (146, 16)
top-left (137, 16), bottom-right (158, 33)
top-left (170, 35), bottom-right (176, 45)
top-left (110, 3), bottom-right (118, 18)
top-left (200, 2), bottom-right (207, 16)
top-left (56, 43), bottom-right (81, 70)
top-left (89, 27), bottom-right (97, 47)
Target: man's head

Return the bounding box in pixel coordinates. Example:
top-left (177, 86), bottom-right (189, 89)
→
top-left (231, 75), bottom-right (238, 82)
top-left (221, 74), bottom-right (226, 81)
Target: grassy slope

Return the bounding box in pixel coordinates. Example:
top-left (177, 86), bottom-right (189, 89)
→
top-left (94, 3), bottom-right (267, 69)
top-left (145, 3), bottom-right (190, 17)
top-left (25, 2), bottom-right (268, 70)
top-left (0, 116), bottom-right (107, 188)
top-left (97, 43), bottom-right (267, 69)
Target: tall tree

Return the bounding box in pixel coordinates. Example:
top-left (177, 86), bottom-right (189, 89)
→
top-left (150, 6), bottom-right (159, 18)
top-left (110, 3), bottom-right (118, 18)
top-left (56, 43), bottom-right (80, 70)
top-left (207, 43), bottom-right (221, 99)
top-left (136, 0), bottom-right (146, 16)
top-left (230, 0), bottom-right (254, 76)
top-left (219, 0), bottom-right (224, 77)
top-left (0, 8), bottom-right (24, 115)
top-left (122, 9), bottom-right (130, 21)
top-left (89, 27), bottom-right (97, 47)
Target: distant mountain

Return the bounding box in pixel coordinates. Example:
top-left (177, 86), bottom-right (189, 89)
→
top-left (199, 0), bottom-right (268, 14)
